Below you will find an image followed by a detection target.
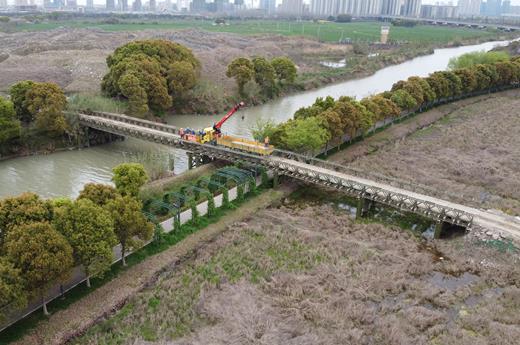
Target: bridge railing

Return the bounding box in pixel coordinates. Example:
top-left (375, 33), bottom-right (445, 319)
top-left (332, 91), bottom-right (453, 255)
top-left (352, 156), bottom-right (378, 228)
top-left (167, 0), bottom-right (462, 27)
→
top-left (80, 110), bottom-right (181, 135)
top-left (271, 148), bottom-right (481, 208)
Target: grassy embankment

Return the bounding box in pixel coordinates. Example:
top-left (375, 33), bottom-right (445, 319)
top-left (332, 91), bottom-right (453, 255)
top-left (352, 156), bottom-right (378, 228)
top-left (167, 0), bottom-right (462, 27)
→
top-left (0, 163), bottom-right (282, 344)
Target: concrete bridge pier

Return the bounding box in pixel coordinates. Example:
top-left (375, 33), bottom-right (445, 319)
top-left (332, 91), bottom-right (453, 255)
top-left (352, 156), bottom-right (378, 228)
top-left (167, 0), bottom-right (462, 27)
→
top-left (356, 197), bottom-right (374, 219)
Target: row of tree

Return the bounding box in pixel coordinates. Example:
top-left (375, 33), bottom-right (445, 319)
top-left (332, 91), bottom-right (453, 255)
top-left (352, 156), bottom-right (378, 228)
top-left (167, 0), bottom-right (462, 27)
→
top-left (226, 56), bottom-right (297, 99)
top-left (0, 81), bottom-right (69, 152)
top-left (102, 40), bottom-right (201, 117)
top-left (252, 56), bottom-right (520, 153)
top-left (0, 163), bottom-right (153, 318)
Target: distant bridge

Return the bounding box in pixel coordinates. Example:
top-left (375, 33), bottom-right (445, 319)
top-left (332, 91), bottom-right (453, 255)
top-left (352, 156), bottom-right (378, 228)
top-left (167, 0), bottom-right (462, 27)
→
top-left (374, 15), bottom-right (519, 31)
top-left (79, 111), bottom-right (520, 242)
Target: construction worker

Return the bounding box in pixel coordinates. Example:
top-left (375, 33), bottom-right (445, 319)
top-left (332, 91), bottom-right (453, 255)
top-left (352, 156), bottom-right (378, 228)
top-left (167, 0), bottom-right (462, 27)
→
top-left (264, 136), bottom-right (270, 148)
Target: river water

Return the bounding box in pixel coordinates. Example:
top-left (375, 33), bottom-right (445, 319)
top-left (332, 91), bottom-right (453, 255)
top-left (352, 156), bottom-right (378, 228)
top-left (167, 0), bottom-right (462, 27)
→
top-left (0, 39), bottom-right (513, 199)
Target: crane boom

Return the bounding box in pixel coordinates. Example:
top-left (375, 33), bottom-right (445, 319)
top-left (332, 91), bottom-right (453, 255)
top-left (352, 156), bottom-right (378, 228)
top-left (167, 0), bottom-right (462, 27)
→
top-left (213, 102), bottom-right (245, 132)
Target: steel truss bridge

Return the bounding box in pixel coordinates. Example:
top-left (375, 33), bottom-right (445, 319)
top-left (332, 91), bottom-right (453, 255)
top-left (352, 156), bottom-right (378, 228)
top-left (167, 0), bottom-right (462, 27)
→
top-left (79, 111), bottom-right (520, 241)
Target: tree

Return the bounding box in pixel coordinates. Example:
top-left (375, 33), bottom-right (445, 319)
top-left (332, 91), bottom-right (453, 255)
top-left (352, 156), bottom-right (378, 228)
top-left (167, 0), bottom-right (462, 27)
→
top-left (271, 57), bottom-right (297, 86)
top-left (372, 95), bottom-right (401, 118)
top-left (454, 68), bottom-right (478, 94)
top-left (282, 117), bottom-right (330, 153)
top-left (426, 72), bottom-right (451, 100)
top-left (167, 61), bottom-right (198, 99)
top-left (0, 97), bottom-right (21, 147)
top-left (0, 193), bottom-right (53, 248)
top-left (112, 163), bottom-right (148, 197)
top-left (106, 196), bottom-right (153, 266)
top-left (392, 79), bottom-right (424, 106)
top-left (53, 199), bottom-right (117, 288)
top-left (448, 51), bottom-right (509, 70)
top-left (118, 72), bottom-right (149, 116)
top-left (250, 118), bottom-right (278, 142)
top-left (226, 57), bottom-right (254, 97)
top-left (0, 257), bottom-right (27, 320)
top-left (336, 14), bottom-right (352, 22)
top-left (4, 222), bottom-right (73, 315)
top-left (494, 61), bottom-right (516, 87)
top-left (102, 40), bottom-right (200, 115)
top-left (78, 183), bottom-right (118, 207)
top-left (390, 89), bottom-right (417, 111)
top-left (9, 80), bottom-right (35, 123)
top-left (252, 56), bottom-right (277, 97)
top-left (25, 82), bottom-right (68, 135)
top-left (320, 109), bottom-right (344, 139)
top-left (408, 77), bottom-right (436, 104)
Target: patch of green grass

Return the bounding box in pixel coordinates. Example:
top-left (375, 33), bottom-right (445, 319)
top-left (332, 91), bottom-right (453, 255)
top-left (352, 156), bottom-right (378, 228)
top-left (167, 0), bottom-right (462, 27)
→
top-left (67, 93), bottom-right (129, 114)
top-left (5, 19), bottom-right (502, 44)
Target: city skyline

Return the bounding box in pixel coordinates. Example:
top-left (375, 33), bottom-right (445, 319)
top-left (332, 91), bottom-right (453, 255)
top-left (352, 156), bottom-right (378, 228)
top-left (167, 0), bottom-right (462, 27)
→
top-left (4, 0), bottom-right (520, 6)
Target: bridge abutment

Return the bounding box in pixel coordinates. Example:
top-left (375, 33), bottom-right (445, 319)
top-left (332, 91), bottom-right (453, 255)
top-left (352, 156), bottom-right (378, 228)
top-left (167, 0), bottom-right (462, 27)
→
top-left (187, 152), bottom-right (212, 170)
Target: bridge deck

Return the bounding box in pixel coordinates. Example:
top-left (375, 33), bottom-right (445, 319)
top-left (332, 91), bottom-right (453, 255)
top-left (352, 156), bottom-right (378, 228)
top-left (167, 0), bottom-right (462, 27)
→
top-left (272, 156), bottom-right (520, 243)
top-left (79, 112), bottom-right (520, 243)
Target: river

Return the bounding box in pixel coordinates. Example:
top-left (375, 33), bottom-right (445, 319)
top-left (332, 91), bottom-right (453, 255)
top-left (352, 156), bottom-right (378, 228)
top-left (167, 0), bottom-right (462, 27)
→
top-left (0, 39), bottom-right (513, 199)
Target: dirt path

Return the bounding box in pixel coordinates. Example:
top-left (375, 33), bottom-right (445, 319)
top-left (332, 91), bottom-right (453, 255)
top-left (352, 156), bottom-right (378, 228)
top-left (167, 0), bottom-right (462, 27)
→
top-left (11, 185), bottom-right (296, 345)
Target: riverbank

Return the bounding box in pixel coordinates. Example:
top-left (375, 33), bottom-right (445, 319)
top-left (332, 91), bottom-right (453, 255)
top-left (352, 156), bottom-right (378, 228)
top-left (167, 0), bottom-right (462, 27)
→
top-left (0, 22), bottom-right (515, 115)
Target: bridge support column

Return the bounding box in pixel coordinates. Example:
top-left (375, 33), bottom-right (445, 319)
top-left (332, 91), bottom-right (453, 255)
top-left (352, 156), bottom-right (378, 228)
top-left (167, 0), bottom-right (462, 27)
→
top-left (356, 198), bottom-right (373, 219)
top-left (272, 171), bottom-right (279, 188)
top-left (434, 221), bottom-right (450, 239)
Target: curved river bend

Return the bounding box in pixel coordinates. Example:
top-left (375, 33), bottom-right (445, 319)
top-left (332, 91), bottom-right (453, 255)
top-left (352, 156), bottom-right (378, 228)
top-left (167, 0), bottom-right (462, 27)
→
top-left (0, 40), bottom-right (513, 198)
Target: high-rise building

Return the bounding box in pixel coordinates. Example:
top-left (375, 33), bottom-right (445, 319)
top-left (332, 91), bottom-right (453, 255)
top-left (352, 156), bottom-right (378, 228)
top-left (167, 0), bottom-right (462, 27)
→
top-left (87, 0), bottom-right (94, 8)
top-left (260, 0), bottom-right (276, 15)
top-left (502, 0), bottom-right (511, 13)
top-left (401, 0), bottom-right (421, 17)
top-left (0, 0), bottom-right (7, 7)
top-left (120, 0), bottom-right (128, 11)
top-left (190, 0), bottom-right (206, 12)
top-left (381, 0), bottom-right (402, 15)
top-left (278, 0), bottom-right (304, 15)
top-left (149, 0), bottom-right (156, 11)
top-left (458, 0), bottom-right (481, 16)
top-left (133, 0), bottom-right (142, 10)
top-left (482, 0), bottom-right (502, 16)
top-left (310, 0), bottom-right (338, 16)
top-left (107, 0), bottom-right (115, 9)
top-left (421, 4), bottom-right (458, 18)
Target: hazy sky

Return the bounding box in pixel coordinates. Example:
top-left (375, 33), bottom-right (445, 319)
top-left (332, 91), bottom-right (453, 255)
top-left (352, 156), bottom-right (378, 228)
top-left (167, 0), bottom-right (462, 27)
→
top-left (7, 0), bottom-right (520, 8)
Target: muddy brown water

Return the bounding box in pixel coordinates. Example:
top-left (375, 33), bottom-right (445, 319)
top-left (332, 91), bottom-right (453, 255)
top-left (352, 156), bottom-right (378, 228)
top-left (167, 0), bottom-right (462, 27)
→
top-left (0, 39), bottom-right (515, 198)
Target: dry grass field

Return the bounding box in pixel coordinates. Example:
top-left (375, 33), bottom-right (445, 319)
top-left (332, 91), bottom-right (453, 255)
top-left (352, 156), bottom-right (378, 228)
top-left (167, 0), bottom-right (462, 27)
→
top-left (70, 190), bottom-right (520, 345)
top-left (347, 89), bottom-right (520, 216)
top-left (0, 28), bottom-right (347, 95)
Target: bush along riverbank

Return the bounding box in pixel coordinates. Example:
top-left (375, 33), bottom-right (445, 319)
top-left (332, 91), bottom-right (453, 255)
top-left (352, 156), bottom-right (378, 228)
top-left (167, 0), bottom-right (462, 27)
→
top-left (0, 163), bottom-right (273, 343)
top-left (0, 82), bottom-right (122, 161)
top-left (258, 55), bottom-right (520, 154)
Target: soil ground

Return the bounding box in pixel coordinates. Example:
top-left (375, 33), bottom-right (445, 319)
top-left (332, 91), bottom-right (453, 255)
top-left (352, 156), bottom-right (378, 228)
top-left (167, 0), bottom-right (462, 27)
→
top-left (70, 187), bottom-right (520, 345)
top-left (0, 28), bottom-right (348, 95)
top-left (336, 89), bottom-right (520, 216)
